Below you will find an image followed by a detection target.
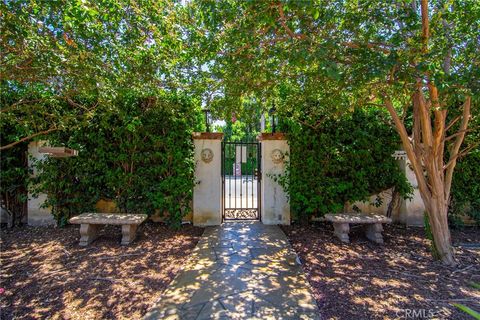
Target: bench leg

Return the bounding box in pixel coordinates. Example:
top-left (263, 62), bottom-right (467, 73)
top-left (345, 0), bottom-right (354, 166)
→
top-left (79, 224), bottom-right (103, 246)
top-left (365, 223), bottom-right (384, 244)
top-left (121, 224), bottom-right (138, 245)
top-left (333, 222), bottom-right (350, 243)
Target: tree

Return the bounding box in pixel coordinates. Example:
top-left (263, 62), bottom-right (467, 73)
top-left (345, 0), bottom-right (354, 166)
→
top-left (382, 0), bottom-right (476, 264)
top-left (187, 0), bottom-right (479, 264)
top-left (0, 0), bottom-right (194, 224)
top-left (2, 0), bottom-right (478, 263)
top-left (1, 0), bottom-right (186, 149)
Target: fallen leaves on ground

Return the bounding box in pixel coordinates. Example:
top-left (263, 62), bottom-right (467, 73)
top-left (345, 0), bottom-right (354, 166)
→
top-left (0, 222), bottom-right (204, 319)
top-left (282, 223), bottom-right (480, 320)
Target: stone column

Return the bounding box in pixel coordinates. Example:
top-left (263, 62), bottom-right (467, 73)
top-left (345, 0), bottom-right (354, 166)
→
top-left (27, 141), bottom-right (55, 226)
top-left (258, 133), bottom-right (290, 225)
top-left (192, 132), bottom-right (223, 226)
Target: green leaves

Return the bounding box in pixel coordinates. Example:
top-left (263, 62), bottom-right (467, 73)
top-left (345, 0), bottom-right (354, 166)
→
top-left (2, 0), bottom-right (479, 230)
top-left (276, 107), bottom-right (412, 220)
top-left (450, 150), bottom-right (480, 226)
top-left (1, 0), bottom-right (187, 115)
top-left (30, 92), bottom-right (202, 227)
top-left (452, 303), bottom-right (480, 320)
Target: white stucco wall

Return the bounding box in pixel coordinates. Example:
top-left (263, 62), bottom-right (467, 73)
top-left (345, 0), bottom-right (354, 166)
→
top-left (192, 133), bottom-right (223, 226)
top-left (28, 141), bottom-right (55, 226)
top-left (259, 134), bottom-right (290, 225)
top-left (347, 157), bottom-right (425, 227)
top-left (398, 158), bottom-right (425, 226)
top-left (345, 189), bottom-right (397, 216)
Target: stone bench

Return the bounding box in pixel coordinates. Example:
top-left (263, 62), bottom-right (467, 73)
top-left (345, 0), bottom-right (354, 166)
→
top-left (324, 213), bottom-right (392, 244)
top-left (69, 213), bottom-right (148, 246)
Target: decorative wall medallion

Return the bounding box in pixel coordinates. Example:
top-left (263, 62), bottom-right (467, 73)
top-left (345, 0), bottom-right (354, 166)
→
top-left (271, 149), bottom-right (284, 164)
top-left (201, 148), bottom-right (214, 163)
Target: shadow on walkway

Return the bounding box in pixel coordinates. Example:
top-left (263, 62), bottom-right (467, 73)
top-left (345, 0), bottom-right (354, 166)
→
top-left (145, 222), bottom-right (320, 319)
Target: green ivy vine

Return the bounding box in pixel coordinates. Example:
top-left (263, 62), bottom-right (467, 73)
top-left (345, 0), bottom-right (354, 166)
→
top-left (31, 91), bottom-right (203, 228)
top-left (275, 107), bottom-right (413, 222)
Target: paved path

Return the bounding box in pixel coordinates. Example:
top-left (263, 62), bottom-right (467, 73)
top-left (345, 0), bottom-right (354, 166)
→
top-left (145, 222), bottom-right (320, 320)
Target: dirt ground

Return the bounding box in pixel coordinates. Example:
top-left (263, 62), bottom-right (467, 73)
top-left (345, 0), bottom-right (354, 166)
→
top-left (282, 223), bottom-right (480, 320)
top-left (0, 222), bottom-right (204, 320)
top-left (1, 221), bottom-right (478, 320)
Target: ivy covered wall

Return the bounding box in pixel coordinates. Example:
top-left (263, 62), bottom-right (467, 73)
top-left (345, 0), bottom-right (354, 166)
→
top-left (450, 147), bottom-right (480, 226)
top-left (276, 108), bottom-right (413, 222)
top-left (31, 92), bottom-right (203, 228)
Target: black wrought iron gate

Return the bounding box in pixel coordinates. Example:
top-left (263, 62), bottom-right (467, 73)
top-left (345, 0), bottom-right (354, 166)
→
top-left (222, 140), bottom-right (261, 220)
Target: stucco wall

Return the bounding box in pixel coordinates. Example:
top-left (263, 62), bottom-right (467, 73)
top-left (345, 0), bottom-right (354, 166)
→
top-left (192, 133), bottom-right (223, 226)
top-left (398, 158), bottom-right (425, 226)
top-left (259, 133), bottom-right (290, 225)
top-left (27, 141), bottom-right (55, 226)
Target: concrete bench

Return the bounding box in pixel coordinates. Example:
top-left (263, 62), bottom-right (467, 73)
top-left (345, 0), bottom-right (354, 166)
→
top-left (324, 213), bottom-right (392, 244)
top-left (69, 213), bottom-right (148, 246)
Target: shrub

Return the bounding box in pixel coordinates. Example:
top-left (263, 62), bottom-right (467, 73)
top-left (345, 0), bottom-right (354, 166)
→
top-left (0, 142), bottom-right (28, 226)
top-left (449, 150), bottom-right (480, 226)
top-left (32, 92), bottom-right (203, 228)
top-left (276, 108), bottom-right (412, 222)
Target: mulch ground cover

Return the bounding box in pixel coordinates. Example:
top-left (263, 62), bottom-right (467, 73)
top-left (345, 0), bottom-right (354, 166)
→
top-left (0, 222), bottom-right (204, 319)
top-left (282, 223), bottom-right (480, 320)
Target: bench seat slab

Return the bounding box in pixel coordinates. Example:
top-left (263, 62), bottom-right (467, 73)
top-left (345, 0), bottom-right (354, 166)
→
top-left (324, 213), bottom-right (392, 224)
top-left (70, 213), bottom-right (147, 225)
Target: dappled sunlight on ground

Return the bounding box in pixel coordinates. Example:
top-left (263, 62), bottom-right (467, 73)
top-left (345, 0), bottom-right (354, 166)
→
top-left (145, 222), bottom-right (320, 319)
top-left (283, 223), bottom-right (480, 320)
top-left (0, 222), bottom-right (203, 319)
top-left (2, 221), bottom-right (477, 319)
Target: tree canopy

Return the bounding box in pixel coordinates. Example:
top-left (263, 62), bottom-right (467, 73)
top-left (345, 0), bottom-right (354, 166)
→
top-left (1, 0), bottom-right (189, 149)
top-left (184, 0), bottom-right (479, 264)
top-left (184, 0), bottom-right (479, 112)
top-left (1, 0), bottom-right (479, 264)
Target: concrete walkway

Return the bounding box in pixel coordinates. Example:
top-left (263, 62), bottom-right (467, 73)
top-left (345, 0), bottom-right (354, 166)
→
top-left (145, 222), bottom-right (320, 320)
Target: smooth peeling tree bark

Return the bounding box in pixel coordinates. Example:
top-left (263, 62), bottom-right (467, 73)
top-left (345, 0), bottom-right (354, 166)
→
top-left (385, 0), bottom-right (474, 265)
top-left (385, 95), bottom-right (471, 265)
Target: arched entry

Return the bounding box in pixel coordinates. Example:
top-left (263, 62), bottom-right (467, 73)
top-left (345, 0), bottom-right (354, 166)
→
top-left (221, 139), bottom-right (261, 221)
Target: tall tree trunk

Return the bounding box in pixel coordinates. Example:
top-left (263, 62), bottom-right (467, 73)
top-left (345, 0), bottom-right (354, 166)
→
top-left (422, 183), bottom-right (455, 265)
top-left (384, 96), bottom-right (470, 265)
